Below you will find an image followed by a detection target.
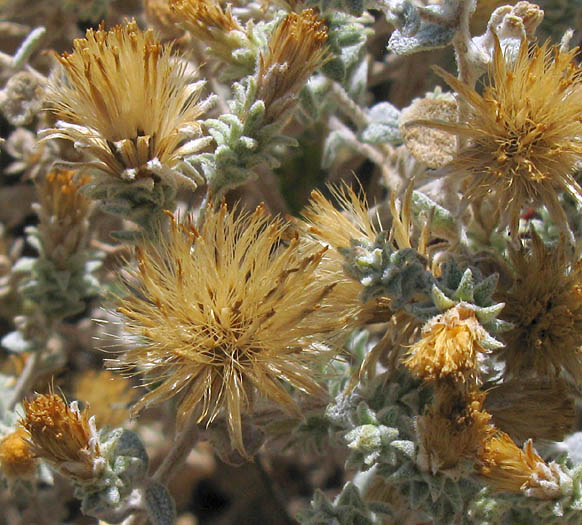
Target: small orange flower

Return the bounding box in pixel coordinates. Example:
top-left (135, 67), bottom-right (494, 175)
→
top-left (0, 428), bottom-right (37, 480)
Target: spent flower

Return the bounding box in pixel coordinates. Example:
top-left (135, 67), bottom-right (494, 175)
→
top-left (430, 38), bottom-right (582, 239)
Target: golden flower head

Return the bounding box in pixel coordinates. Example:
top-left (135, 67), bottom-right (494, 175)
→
top-left (417, 386), bottom-right (493, 473)
top-left (257, 9), bottom-right (328, 123)
top-left (0, 428), bottom-right (37, 480)
top-left (112, 203), bottom-right (348, 456)
top-left (403, 303), bottom-right (490, 385)
top-left (20, 392), bottom-right (103, 481)
top-left (478, 432), bottom-right (567, 498)
top-left (499, 232), bottom-right (582, 379)
top-left (433, 38), bottom-right (582, 239)
top-left (41, 20), bottom-right (210, 186)
top-left (298, 185), bottom-right (381, 325)
top-left (484, 378), bottom-right (575, 443)
top-left (170, 0), bottom-right (243, 42)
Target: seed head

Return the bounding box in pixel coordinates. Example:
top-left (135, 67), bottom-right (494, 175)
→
top-left (484, 378), bottom-right (575, 443)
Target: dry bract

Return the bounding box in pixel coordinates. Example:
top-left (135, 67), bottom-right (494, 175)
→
top-left (112, 204), bottom-right (348, 455)
top-left (432, 39), bottom-right (582, 238)
top-left (41, 20), bottom-right (208, 186)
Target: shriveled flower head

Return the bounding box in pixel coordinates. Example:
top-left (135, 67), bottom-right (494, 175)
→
top-left (433, 38), bottom-right (582, 238)
top-left (113, 204), bottom-right (347, 455)
top-left (257, 9), bottom-right (328, 123)
top-left (484, 378), bottom-right (575, 443)
top-left (478, 432), bottom-right (568, 498)
top-left (0, 428), bottom-right (37, 480)
top-left (403, 303), bottom-right (490, 386)
top-left (499, 232), bottom-right (582, 380)
top-left (41, 20), bottom-right (209, 186)
top-left (20, 392), bottom-right (103, 481)
top-left (417, 385), bottom-right (492, 473)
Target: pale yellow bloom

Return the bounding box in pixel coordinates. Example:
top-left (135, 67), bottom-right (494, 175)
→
top-left (41, 21), bottom-right (210, 186)
top-left (113, 204), bottom-right (348, 455)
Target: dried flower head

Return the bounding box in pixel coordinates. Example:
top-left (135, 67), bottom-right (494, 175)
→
top-left (433, 39), bottom-right (582, 238)
top-left (417, 386), bottom-right (492, 473)
top-left (72, 370), bottom-right (133, 428)
top-left (36, 169), bottom-right (92, 267)
top-left (403, 304), bottom-right (490, 385)
top-left (485, 378), bottom-right (575, 443)
top-left (145, 0), bottom-right (185, 40)
top-left (257, 9), bottom-right (328, 123)
top-left (478, 432), bottom-right (567, 498)
top-left (0, 428), bottom-right (37, 480)
top-left (170, 0), bottom-right (243, 51)
top-left (20, 392), bottom-right (103, 481)
top-left (113, 204), bottom-right (347, 455)
top-left (499, 232), bottom-right (582, 379)
top-left (41, 20), bottom-right (209, 186)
